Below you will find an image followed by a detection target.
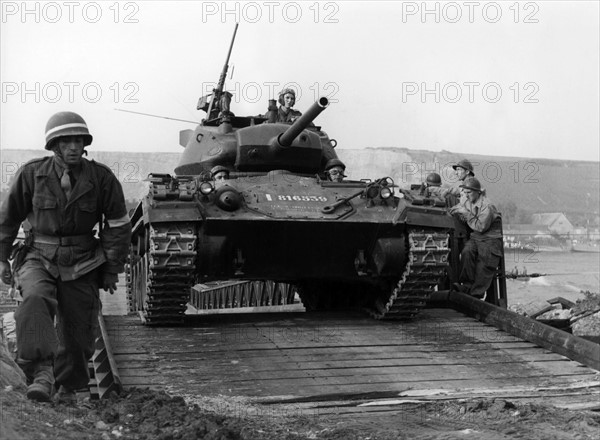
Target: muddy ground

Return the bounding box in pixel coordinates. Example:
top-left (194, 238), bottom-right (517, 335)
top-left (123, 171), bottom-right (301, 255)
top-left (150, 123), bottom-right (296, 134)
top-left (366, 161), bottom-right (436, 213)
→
top-left (2, 386), bottom-right (600, 440)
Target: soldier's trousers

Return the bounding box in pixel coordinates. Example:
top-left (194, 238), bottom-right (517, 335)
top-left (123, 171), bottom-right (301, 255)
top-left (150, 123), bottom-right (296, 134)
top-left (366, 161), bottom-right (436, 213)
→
top-left (14, 259), bottom-right (100, 390)
top-left (459, 237), bottom-right (503, 298)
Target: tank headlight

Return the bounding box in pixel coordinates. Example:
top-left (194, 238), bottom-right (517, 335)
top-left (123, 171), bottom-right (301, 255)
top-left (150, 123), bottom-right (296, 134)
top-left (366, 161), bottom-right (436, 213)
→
top-left (199, 181), bottom-right (214, 195)
top-left (366, 186), bottom-right (380, 199)
top-left (380, 187), bottom-right (393, 199)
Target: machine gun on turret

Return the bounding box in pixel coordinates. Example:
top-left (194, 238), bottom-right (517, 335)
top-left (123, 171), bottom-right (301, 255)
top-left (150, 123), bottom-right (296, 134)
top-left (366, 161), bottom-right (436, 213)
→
top-left (197, 23), bottom-right (239, 122)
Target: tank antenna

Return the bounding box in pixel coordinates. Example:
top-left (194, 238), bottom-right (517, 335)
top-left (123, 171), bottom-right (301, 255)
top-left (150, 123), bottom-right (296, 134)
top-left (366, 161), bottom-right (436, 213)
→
top-left (114, 108), bottom-right (197, 124)
top-left (206, 23), bottom-right (239, 121)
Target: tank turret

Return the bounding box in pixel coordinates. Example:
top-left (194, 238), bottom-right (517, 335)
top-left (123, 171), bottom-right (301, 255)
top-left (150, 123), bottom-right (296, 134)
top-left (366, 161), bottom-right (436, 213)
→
top-left (175, 96), bottom-right (336, 176)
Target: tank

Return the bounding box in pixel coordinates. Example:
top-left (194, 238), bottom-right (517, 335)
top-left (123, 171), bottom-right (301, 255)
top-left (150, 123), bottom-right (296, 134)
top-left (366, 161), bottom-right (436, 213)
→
top-left (126, 26), bottom-right (488, 325)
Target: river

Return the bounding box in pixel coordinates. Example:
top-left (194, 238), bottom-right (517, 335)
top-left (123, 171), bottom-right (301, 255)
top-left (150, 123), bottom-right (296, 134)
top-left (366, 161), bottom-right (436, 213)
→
top-left (504, 250), bottom-right (600, 305)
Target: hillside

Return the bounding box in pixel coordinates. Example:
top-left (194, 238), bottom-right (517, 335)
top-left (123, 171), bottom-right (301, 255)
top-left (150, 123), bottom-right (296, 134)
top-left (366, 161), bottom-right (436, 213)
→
top-left (1, 147), bottom-right (598, 226)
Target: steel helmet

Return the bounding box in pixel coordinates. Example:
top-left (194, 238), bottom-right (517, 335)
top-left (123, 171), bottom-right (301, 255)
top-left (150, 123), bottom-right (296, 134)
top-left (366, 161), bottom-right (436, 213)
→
top-left (426, 172), bottom-right (442, 186)
top-left (44, 111), bottom-right (93, 150)
top-left (278, 88), bottom-right (296, 106)
top-left (325, 158), bottom-right (346, 170)
top-left (460, 177), bottom-right (482, 193)
top-left (452, 159), bottom-right (474, 176)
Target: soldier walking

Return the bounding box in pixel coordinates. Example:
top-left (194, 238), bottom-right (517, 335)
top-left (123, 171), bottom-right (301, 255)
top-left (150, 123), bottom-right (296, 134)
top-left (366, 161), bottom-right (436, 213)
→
top-left (0, 112), bottom-right (132, 403)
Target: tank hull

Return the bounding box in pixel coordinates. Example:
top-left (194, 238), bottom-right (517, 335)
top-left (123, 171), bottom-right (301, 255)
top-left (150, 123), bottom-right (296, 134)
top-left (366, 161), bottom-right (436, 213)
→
top-left (128, 171), bottom-right (454, 324)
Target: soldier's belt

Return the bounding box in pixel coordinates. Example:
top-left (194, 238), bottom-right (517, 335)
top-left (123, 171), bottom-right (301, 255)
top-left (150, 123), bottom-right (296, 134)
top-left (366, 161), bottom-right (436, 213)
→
top-left (33, 233), bottom-right (95, 246)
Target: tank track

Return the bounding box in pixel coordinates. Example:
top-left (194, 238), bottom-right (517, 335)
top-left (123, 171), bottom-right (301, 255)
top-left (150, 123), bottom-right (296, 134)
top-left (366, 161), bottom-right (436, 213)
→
top-left (368, 229), bottom-right (450, 320)
top-left (127, 222), bottom-right (197, 326)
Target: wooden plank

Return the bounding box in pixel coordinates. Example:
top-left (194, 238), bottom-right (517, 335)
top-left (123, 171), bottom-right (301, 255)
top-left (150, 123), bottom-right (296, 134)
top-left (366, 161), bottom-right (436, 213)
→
top-left (119, 375), bottom-right (600, 398)
top-left (112, 348), bottom-right (569, 366)
top-left (118, 363), bottom-right (594, 387)
top-left (107, 329), bottom-right (528, 350)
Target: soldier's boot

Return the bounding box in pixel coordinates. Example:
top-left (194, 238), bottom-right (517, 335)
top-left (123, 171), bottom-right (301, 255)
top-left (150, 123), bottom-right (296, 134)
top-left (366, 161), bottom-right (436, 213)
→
top-left (26, 365), bottom-right (55, 402)
top-left (16, 358), bottom-right (34, 385)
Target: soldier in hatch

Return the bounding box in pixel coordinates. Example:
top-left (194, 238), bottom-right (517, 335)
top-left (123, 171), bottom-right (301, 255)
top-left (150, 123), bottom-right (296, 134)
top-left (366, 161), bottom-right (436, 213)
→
top-left (325, 159), bottom-right (347, 182)
top-left (276, 88), bottom-right (303, 123)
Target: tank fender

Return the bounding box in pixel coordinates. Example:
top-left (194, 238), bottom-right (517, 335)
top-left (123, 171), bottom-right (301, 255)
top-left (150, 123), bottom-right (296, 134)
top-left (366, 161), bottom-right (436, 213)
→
top-left (370, 237), bottom-right (406, 277)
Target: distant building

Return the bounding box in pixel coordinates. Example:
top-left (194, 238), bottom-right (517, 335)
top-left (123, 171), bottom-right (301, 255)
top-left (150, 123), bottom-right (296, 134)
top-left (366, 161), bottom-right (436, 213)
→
top-left (531, 213), bottom-right (574, 236)
top-left (572, 227), bottom-right (600, 241)
top-left (504, 213), bottom-right (574, 249)
top-left (503, 224), bottom-right (550, 248)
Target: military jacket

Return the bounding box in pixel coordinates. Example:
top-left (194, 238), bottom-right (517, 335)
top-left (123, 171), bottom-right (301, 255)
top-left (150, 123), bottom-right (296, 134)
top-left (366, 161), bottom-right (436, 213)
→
top-left (454, 195), bottom-right (502, 240)
top-left (0, 156), bottom-right (132, 280)
top-left (276, 106), bottom-right (302, 123)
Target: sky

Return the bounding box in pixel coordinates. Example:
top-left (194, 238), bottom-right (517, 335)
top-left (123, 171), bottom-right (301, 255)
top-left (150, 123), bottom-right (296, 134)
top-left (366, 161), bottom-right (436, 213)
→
top-left (1, 1), bottom-right (599, 162)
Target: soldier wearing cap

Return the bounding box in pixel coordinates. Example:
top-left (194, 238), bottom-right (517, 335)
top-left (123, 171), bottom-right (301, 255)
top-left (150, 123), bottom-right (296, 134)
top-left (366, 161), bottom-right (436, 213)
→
top-left (449, 177), bottom-right (503, 299)
top-left (211, 165), bottom-right (230, 182)
top-left (276, 88), bottom-right (302, 123)
top-left (0, 111), bottom-right (132, 403)
top-left (211, 165), bottom-right (230, 188)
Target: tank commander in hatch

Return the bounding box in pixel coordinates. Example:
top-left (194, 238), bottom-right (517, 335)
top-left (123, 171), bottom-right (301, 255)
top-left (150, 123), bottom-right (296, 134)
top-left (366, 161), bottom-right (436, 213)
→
top-left (276, 88), bottom-right (303, 123)
top-left (448, 177), bottom-right (503, 299)
top-left (325, 159), bottom-right (347, 182)
top-left (0, 111), bottom-right (132, 403)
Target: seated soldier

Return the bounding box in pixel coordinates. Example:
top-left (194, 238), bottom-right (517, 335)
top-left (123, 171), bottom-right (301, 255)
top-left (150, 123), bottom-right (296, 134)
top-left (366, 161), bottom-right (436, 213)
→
top-left (449, 177), bottom-right (503, 299)
top-left (325, 159), bottom-right (346, 182)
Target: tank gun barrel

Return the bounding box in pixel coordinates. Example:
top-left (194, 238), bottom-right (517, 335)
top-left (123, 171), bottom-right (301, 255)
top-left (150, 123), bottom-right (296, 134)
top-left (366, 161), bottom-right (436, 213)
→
top-left (278, 96), bottom-right (329, 147)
